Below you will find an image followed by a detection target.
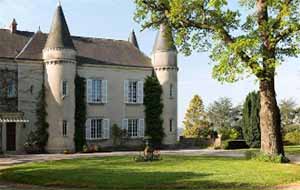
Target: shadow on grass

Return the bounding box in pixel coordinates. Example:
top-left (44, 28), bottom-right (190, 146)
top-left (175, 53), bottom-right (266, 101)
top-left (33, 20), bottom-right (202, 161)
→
top-left (0, 166), bottom-right (260, 190)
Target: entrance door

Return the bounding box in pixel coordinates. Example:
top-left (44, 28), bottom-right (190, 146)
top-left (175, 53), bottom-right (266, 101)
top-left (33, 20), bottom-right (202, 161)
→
top-left (6, 123), bottom-right (16, 151)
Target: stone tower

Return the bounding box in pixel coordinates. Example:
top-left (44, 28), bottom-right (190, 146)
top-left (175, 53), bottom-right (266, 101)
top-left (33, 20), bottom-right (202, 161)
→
top-left (43, 4), bottom-right (76, 152)
top-left (151, 24), bottom-right (178, 146)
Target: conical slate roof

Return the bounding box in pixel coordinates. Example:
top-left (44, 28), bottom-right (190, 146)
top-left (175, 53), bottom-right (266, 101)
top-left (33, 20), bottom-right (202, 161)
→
top-left (44, 4), bottom-right (75, 50)
top-left (152, 24), bottom-right (176, 53)
top-left (128, 30), bottom-right (139, 49)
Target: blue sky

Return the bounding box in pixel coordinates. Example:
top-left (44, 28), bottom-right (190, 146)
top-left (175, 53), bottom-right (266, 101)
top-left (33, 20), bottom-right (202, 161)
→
top-left (0, 0), bottom-right (299, 128)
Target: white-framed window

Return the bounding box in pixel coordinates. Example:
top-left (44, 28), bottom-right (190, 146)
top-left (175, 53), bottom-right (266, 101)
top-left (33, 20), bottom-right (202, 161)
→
top-left (7, 80), bottom-right (16, 98)
top-left (128, 119), bottom-right (138, 137)
top-left (62, 80), bottom-right (68, 97)
top-left (85, 118), bottom-right (110, 140)
top-left (122, 118), bottom-right (144, 138)
top-left (129, 81), bottom-right (138, 103)
top-left (87, 79), bottom-right (107, 104)
top-left (62, 120), bottom-right (68, 137)
top-left (124, 80), bottom-right (143, 104)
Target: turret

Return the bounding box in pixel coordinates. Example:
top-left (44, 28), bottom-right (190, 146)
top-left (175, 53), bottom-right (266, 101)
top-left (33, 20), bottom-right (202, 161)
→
top-left (43, 3), bottom-right (76, 152)
top-left (151, 24), bottom-right (178, 146)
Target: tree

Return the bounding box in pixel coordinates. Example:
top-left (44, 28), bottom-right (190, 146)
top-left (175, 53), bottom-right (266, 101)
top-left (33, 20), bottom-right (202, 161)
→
top-left (207, 97), bottom-right (233, 130)
top-left (280, 98), bottom-right (297, 127)
top-left (183, 95), bottom-right (208, 137)
top-left (134, 0), bottom-right (300, 156)
top-left (74, 75), bottom-right (86, 152)
top-left (230, 104), bottom-right (243, 138)
top-left (242, 91), bottom-right (261, 148)
top-left (34, 84), bottom-right (49, 152)
top-left (144, 75), bottom-right (164, 147)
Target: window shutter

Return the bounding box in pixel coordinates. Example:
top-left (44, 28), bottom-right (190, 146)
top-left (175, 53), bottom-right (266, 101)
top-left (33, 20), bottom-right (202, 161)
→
top-left (87, 79), bottom-right (93, 103)
top-left (137, 81), bottom-right (144, 104)
top-left (102, 118), bottom-right (110, 139)
top-left (124, 80), bottom-right (129, 103)
top-left (85, 119), bottom-right (91, 140)
top-left (139, 119), bottom-right (145, 137)
top-left (101, 80), bottom-right (107, 103)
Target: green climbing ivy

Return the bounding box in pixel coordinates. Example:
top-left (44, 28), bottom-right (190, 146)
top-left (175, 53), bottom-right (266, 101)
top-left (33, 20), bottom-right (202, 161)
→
top-left (74, 75), bottom-right (86, 152)
top-left (144, 75), bottom-right (164, 148)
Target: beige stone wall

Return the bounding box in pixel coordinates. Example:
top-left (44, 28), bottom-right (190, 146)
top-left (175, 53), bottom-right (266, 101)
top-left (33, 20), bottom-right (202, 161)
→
top-left (152, 51), bottom-right (178, 145)
top-left (0, 52), bottom-right (178, 152)
top-left (0, 60), bottom-right (44, 153)
top-left (17, 61), bottom-right (44, 152)
top-left (78, 64), bottom-right (153, 147)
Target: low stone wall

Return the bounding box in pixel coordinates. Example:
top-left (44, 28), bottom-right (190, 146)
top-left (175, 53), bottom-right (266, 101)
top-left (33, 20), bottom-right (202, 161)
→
top-left (179, 136), bottom-right (214, 149)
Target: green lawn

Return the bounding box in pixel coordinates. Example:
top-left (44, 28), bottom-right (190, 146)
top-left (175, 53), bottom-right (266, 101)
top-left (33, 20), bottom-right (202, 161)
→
top-left (285, 145), bottom-right (300, 155)
top-left (0, 156), bottom-right (300, 190)
top-left (244, 145), bottom-right (300, 156)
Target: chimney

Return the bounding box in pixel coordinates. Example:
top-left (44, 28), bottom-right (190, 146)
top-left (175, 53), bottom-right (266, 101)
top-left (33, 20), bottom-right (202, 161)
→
top-left (10, 19), bottom-right (18, 33)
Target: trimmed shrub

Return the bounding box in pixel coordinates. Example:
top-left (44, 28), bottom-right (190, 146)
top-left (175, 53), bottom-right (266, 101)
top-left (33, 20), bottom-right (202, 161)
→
top-left (144, 75), bottom-right (164, 148)
top-left (219, 127), bottom-right (239, 141)
top-left (222, 140), bottom-right (249, 150)
top-left (74, 75), bottom-right (86, 152)
top-left (242, 91), bottom-right (261, 148)
top-left (284, 131), bottom-right (300, 145)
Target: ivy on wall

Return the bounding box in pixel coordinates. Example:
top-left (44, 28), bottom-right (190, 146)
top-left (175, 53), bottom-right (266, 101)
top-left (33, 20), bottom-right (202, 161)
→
top-left (74, 75), bottom-right (86, 152)
top-left (144, 74), bottom-right (164, 148)
top-left (34, 84), bottom-right (49, 153)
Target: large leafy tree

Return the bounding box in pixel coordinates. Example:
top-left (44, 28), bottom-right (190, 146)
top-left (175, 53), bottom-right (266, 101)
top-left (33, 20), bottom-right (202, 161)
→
top-left (242, 91), bottom-right (261, 148)
top-left (134, 0), bottom-right (300, 156)
top-left (183, 95), bottom-right (208, 137)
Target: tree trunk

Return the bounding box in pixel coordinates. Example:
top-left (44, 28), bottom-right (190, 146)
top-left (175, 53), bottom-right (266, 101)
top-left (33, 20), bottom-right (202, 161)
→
top-left (259, 78), bottom-right (285, 156)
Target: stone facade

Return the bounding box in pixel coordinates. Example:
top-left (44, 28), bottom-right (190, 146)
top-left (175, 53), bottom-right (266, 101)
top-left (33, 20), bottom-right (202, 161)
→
top-left (0, 4), bottom-right (178, 153)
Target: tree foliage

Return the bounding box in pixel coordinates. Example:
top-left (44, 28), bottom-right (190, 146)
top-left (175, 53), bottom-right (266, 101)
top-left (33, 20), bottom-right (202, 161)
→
top-left (133, 0), bottom-right (300, 156)
top-left (134, 0), bottom-right (300, 82)
top-left (280, 98), bottom-right (298, 127)
top-left (74, 75), bottom-right (86, 152)
top-left (33, 84), bottom-right (49, 152)
top-left (144, 75), bottom-right (164, 147)
top-left (207, 97), bottom-right (233, 130)
top-left (183, 95), bottom-right (209, 137)
top-left (242, 91), bottom-right (261, 148)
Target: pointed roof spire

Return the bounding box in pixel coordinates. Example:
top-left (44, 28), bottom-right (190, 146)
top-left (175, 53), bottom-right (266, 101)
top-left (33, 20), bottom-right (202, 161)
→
top-left (152, 24), bottom-right (177, 53)
top-left (44, 3), bottom-right (75, 50)
top-left (128, 29), bottom-right (139, 49)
